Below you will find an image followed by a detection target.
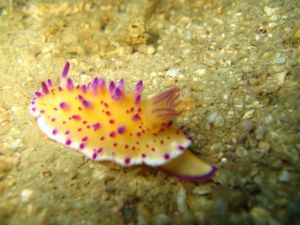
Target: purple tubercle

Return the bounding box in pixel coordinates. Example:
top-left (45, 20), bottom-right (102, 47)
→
top-left (135, 80), bottom-right (143, 93)
top-left (82, 85), bottom-right (87, 93)
top-left (67, 78), bottom-right (73, 91)
top-left (117, 125), bottom-right (126, 134)
top-left (47, 79), bottom-right (53, 87)
top-left (91, 77), bottom-right (99, 93)
top-left (41, 82), bottom-right (49, 95)
top-left (113, 88), bottom-right (122, 99)
top-left (99, 78), bottom-right (106, 89)
top-left (109, 81), bottom-right (115, 93)
top-left (61, 62), bottom-right (70, 78)
top-left (124, 157), bottom-right (131, 165)
top-left (135, 95), bottom-right (141, 104)
top-left (118, 79), bottom-right (125, 90)
top-left (60, 102), bottom-right (69, 110)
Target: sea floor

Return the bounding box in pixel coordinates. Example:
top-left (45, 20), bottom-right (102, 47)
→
top-left (0, 0), bottom-right (299, 225)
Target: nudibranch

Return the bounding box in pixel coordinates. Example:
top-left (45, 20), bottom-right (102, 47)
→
top-left (30, 62), bottom-right (216, 181)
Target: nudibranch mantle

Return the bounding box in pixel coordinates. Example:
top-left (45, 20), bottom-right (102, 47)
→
top-left (30, 62), bottom-right (191, 167)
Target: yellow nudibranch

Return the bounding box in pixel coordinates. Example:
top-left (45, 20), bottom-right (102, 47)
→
top-left (30, 62), bottom-right (216, 181)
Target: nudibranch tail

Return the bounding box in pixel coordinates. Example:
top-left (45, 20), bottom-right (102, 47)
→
top-left (160, 149), bottom-right (217, 181)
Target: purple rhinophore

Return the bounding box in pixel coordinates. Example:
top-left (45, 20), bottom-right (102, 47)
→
top-left (59, 102), bottom-right (69, 110)
top-left (82, 99), bottom-right (92, 108)
top-left (61, 62), bottom-right (70, 78)
top-left (109, 81), bottom-right (115, 93)
top-left (41, 82), bottom-right (49, 94)
top-left (67, 78), bottom-right (73, 90)
top-left (92, 123), bottom-right (101, 131)
top-left (135, 80), bottom-right (143, 93)
top-left (117, 125), bottom-right (126, 134)
top-left (47, 79), bottom-right (53, 87)
top-left (35, 91), bottom-right (42, 97)
top-left (135, 95), bottom-right (141, 104)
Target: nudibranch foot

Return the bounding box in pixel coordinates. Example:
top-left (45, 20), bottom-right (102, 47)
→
top-left (160, 150), bottom-right (217, 181)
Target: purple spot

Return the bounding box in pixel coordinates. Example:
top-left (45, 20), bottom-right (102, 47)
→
top-left (67, 78), bottom-right (73, 90)
top-left (124, 157), bottom-right (131, 165)
top-left (92, 123), bottom-right (101, 131)
top-left (51, 118), bottom-right (56, 122)
top-left (31, 107), bottom-right (36, 112)
top-left (82, 136), bottom-right (88, 142)
top-left (41, 82), bottom-right (49, 95)
top-left (40, 110), bottom-right (45, 114)
top-left (35, 91), bottom-right (42, 97)
top-left (132, 114), bottom-right (140, 121)
top-left (141, 153), bottom-right (146, 158)
top-left (135, 80), bottom-right (143, 93)
top-left (117, 125), bottom-right (126, 134)
top-left (65, 139), bottom-right (72, 145)
top-left (109, 131), bottom-right (116, 138)
top-left (61, 62), bottom-right (70, 78)
top-left (82, 100), bottom-right (92, 108)
top-left (65, 130), bottom-right (70, 135)
top-left (92, 152), bottom-right (98, 160)
top-left (72, 115), bottom-right (81, 120)
top-left (97, 147), bottom-right (103, 153)
top-left (135, 95), bottom-right (141, 104)
top-left (58, 86), bottom-right (63, 91)
top-left (60, 102), bottom-right (69, 110)
top-left (178, 145), bottom-right (184, 151)
top-left (100, 136), bottom-right (105, 141)
top-left (78, 95), bottom-right (84, 101)
top-left (52, 129), bottom-right (58, 135)
top-left (79, 143), bottom-right (85, 150)
top-left (164, 153), bottom-right (170, 160)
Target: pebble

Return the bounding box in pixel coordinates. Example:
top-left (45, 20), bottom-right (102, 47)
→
top-left (273, 57), bottom-right (286, 64)
top-left (250, 206), bottom-right (271, 222)
top-left (214, 115), bottom-right (225, 127)
top-left (278, 170), bottom-right (290, 182)
top-left (177, 188), bottom-right (187, 213)
top-left (207, 111), bottom-right (218, 123)
top-left (241, 120), bottom-right (254, 132)
top-left (192, 185), bottom-right (212, 196)
top-left (20, 189), bottom-right (34, 202)
top-left (236, 146), bottom-right (248, 157)
top-left (166, 68), bottom-right (181, 77)
top-left (258, 141), bottom-right (271, 152)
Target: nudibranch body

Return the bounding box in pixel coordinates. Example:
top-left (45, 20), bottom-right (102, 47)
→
top-left (31, 62), bottom-right (216, 181)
